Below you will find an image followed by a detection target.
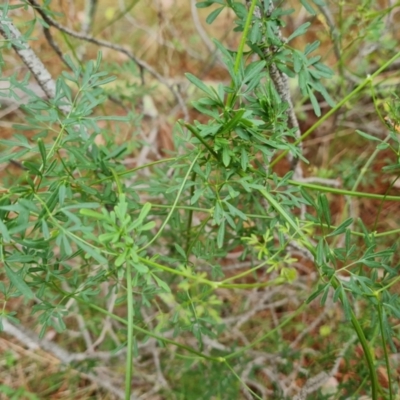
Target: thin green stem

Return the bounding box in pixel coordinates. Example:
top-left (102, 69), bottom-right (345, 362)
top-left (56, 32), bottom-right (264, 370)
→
top-left (377, 301), bottom-right (393, 399)
top-left (349, 306), bottom-right (379, 399)
top-left (185, 172), bottom-right (197, 255)
top-left (139, 152), bottom-right (201, 251)
top-left (185, 215), bottom-right (211, 256)
top-left (224, 360), bottom-right (263, 400)
top-left (93, 157), bottom-right (179, 184)
top-left (233, 0), bottom-right (257, 75)
top-left (226, 0), bottom-right (257, 107)
top-left (77, 297), bottom-right (221, 361)
top-left (150, 204), bottom-right (400, 237)
top-left (271, 49), bottom-right (400, 167)
top-left (288, 179), bottom-right (400, 201)
top-left (125, 261), bottom-right (134, 400)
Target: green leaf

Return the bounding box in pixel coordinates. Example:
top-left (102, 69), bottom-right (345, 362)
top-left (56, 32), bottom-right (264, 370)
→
top-left (133, 262), bottom-right (148, 273)
top-left (333, 285), bottom-right (341, 302)
top-left (318, 193), bottom-right (331, 227)
top-left (138, 202), bottom-right (152, 222)
top-left (218, 109), bottom-right (246, 135)
top-left (79, 209), bottom-right (107, 220)
top-left (58, 184), bottom-right (66, 207)
top-left (206, 6), bottom-right (223, 24)
top-left (240, 147), bottom-right (249, 171)
top-left (287, 22), bottom-right (311, 42)
top-left (115, 251), bottom-right (127, 267)
top-left (377, 142), bottom-right (390, 150)
top-left (196, 0), bottom-right (223, 8)
top-left (243, 61), bottom-right (266, 84)
top-left (308, 87), bottom-right (321, 117)
top-left (320, 284), bottom-right (330, 306)
top-left (316, 239), bottom-right (325, 265)
top-left (276, 62), bottom-right (295, 78)
top-left (99, 232), bottom-right (117, 243)
top-left (312, 0), bottom-right (326, 5)
top-left (259, 189), bottom-right (307, 242)
top-left (5, 265), bottom-right (34, 300)
top-left (292, 51), bottom-right (303, 73)
top-left (174, 243), bottom-right (187, 259)
top-left (0, 148), bottom-right (30, 164)
top-left (153, 274), bottom-right (171, 293)
top-left (313, 81), bottom-right (336, 107)
top-left (304, 40), bottom-right (320, 55)
top-left (191, 188), bottom-right (204, 205)
top-left (300, 0), bottom-right (316, 15)
top-left (185, 73), bottom-right (215, 98)
top-left (0, 219), bottom-right (11, 243)
top-left (222, 147), bottom-right (231, 167)
top-left (306, 283), bottom-right (328, 303)
top-left (61, 234), bottom-right (72, 256)
top-left (356, 130), bottom-right (381, 142)
top-left (139, 221), bottom-right (156, 231)
top-left (300, 188), bottom-right (317, 208)
top-left (63, 202), bottom-right (100, 210)
top-left (340, 288), bottom-right (351, 320)
top-left (0, 138), bottom-right (31, 148)
top-left (224, 201), bottom-right (247, 221)
top-left (23, 161), bottom-right (41, 176)
top-left (37, 138), bottom-right (47, 168)
top-left (72, 238), bottom-right (108, 264)
top-left (217, 220), bottom-right (225, 248)
top-left (41, 219), bottom-right (50, 240)
top-left (327, 218), bottom-right (353, 237)
top-left (249, 21), bottom-right (261, 44)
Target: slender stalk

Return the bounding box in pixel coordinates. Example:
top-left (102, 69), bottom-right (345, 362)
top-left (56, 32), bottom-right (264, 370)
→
top-left (139, 152), bottom-right (201, 251)
top-left (125, 261), bottom-right (134, 400)
top-left (349, 306), bottom-right (379, 399)
top-left (224, 360), bottom-right (263, 400)
top-left (233, 0), bottom-right (257, 75)
top-left (226, 0), bottom-right (258, 107)
top-left (377, 301), bottom-right (393, 399)
top-left (76, 297), bottom-right (221, 361)
top-left (271, 49), bottom-right (400, 167)
top-left (288, 179), bottom-right (400, 201)
top-left (185, 172), bottom-right (197, 255)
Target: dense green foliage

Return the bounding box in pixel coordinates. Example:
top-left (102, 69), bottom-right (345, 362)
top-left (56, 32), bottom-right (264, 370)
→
top-left (1, 1), bottom-right (400, 399)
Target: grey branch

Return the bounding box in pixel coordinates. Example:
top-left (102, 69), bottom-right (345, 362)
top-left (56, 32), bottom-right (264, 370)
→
top-left (0, 10), bottom-right (56, 99)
